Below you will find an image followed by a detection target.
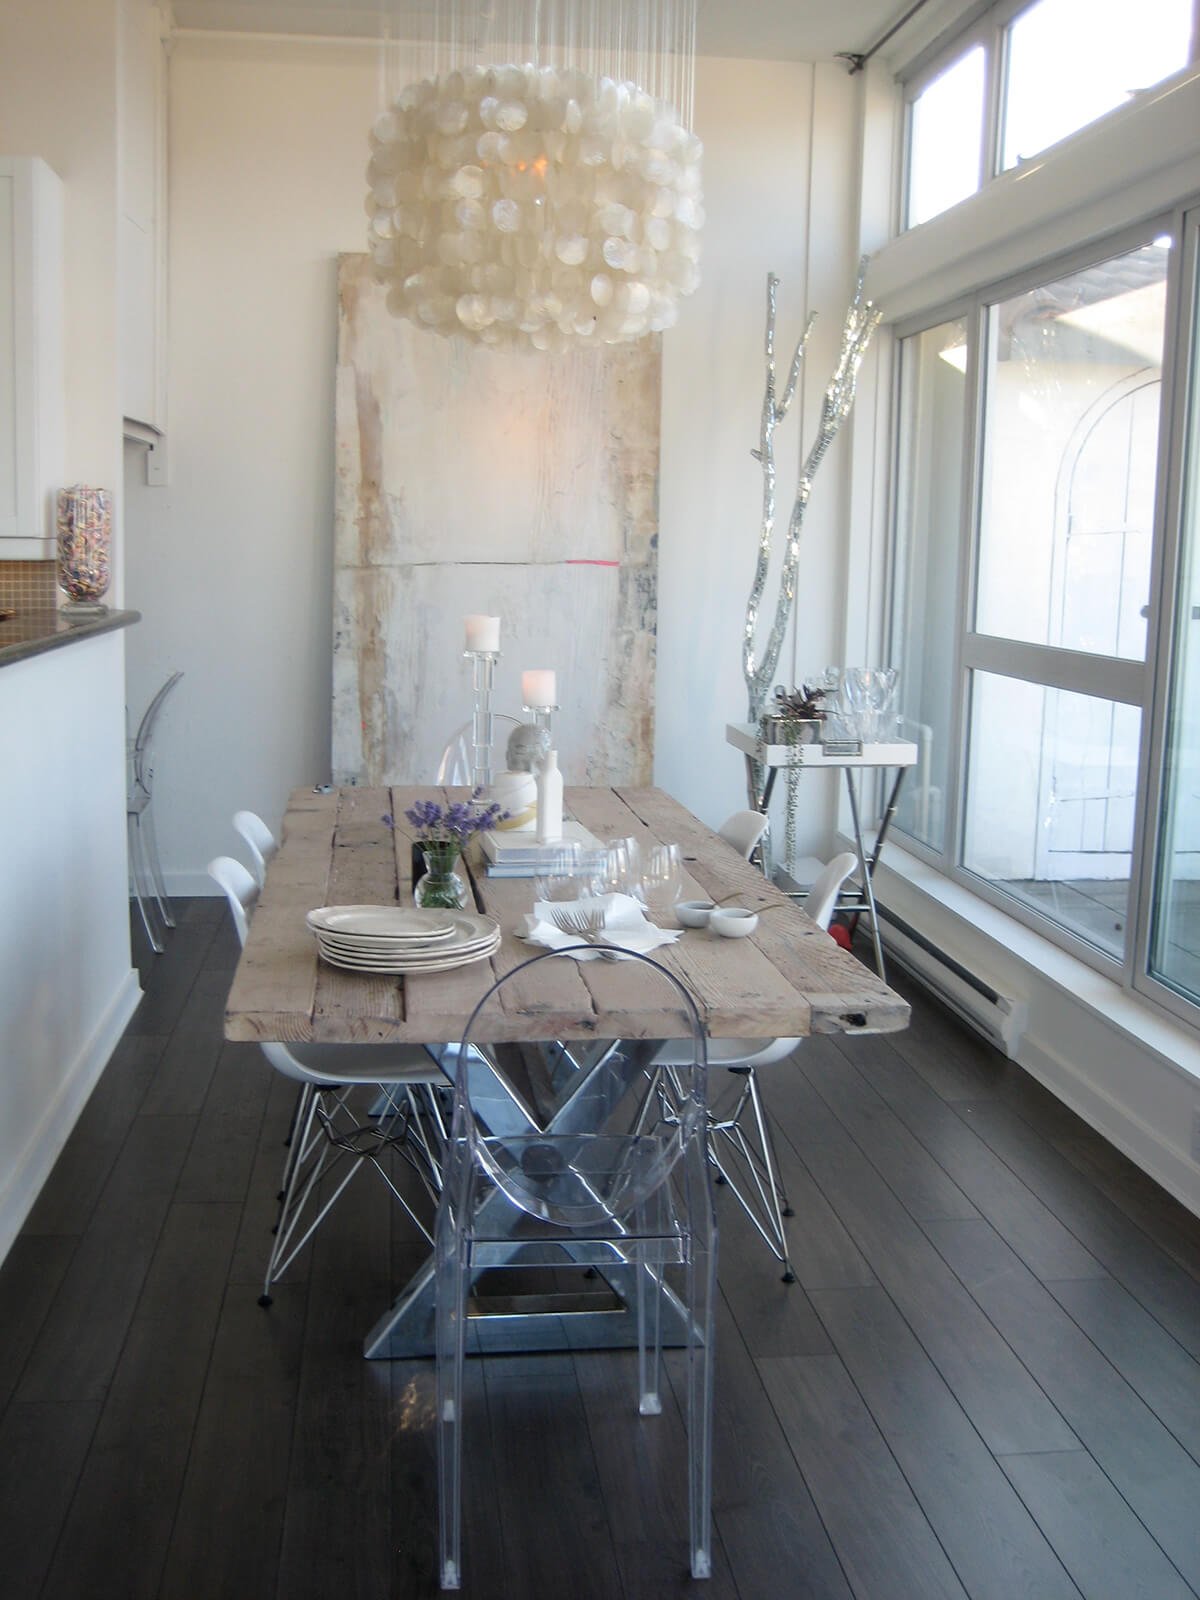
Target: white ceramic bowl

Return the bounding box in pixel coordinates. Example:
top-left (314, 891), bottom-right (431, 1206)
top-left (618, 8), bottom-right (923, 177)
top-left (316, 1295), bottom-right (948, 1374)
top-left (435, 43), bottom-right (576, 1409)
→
top-left (710, 907), bottom-right (759, 938)
top-left (675, 899), bottom-right (716, 928)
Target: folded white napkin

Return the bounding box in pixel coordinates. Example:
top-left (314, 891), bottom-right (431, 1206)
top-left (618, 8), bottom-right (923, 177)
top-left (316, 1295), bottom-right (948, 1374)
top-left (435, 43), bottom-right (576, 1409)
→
top-left (519, 892), bottom-right (681, 960)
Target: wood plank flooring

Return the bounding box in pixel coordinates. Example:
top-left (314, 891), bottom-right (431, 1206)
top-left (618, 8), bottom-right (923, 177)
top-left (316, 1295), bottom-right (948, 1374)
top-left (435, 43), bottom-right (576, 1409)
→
top-left (3, 898), bottom-right (1200, 1599)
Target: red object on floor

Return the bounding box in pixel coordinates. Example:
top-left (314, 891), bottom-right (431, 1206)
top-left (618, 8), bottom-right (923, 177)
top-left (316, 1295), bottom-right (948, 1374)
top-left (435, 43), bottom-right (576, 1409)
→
top-left (829, 922), bottom-right (853, 949)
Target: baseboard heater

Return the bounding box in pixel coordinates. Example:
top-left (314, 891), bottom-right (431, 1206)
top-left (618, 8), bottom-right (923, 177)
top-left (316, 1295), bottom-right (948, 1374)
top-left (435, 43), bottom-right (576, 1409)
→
top-left (876, 905), bottom-right (1028, 1057)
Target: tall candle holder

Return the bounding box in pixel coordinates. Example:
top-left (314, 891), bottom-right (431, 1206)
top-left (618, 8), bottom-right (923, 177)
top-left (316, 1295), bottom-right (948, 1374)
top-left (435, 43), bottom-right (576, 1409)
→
top-left (522, 702), bottom-right (558, 744)
top-left (465, 649), bottom-right (500, 789)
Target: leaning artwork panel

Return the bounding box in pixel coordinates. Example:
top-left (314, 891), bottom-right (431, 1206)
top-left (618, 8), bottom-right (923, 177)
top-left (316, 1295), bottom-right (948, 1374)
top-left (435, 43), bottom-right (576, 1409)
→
top-left (332, 253), bottom-right (659, 786)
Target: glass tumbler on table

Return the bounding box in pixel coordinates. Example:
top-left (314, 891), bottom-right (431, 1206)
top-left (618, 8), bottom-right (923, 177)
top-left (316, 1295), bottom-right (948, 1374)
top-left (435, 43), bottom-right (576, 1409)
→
top-left (533, 844), bottom-right (587, 905)
top-left (590, 836), bottom-right (642, 900)
top-left (640, 843), bottom-right (682, 920)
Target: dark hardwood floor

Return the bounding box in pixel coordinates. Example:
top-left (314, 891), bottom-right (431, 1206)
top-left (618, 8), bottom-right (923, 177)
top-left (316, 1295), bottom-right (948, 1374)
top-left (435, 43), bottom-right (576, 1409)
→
top-left (4, 898), bottom-right (1200, 1599)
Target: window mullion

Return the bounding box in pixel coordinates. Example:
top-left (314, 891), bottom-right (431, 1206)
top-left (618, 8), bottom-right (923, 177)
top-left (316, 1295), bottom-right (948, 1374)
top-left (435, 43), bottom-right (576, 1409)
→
top-left (946, 298), bottom-right (990, 870)
top-left (961, 636), bottom-right (1147, 705)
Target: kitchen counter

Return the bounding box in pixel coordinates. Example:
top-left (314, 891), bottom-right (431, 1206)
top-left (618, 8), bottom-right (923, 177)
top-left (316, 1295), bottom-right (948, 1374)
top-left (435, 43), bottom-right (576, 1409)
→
top-left (0, 606), bottom-right (140, 667)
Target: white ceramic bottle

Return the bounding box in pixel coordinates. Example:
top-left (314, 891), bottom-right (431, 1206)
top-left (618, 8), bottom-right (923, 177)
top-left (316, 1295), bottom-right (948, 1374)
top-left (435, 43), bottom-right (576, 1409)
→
top-left (535, 749), bottom-right (563, 844)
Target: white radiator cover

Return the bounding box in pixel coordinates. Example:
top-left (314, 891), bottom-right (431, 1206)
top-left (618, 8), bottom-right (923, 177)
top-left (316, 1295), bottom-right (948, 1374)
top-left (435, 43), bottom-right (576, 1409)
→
top-left (880, 916), bottom-right (1029, 1057)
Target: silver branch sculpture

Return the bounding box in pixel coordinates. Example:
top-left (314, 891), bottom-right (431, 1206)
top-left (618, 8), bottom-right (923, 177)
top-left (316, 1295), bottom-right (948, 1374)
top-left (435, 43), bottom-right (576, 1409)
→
top-left (742, 259), bottom-right (881, 814)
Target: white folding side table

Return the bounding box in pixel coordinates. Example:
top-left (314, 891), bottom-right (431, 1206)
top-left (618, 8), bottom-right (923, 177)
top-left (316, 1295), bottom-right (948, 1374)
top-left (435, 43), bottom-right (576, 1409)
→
top-left (725, 723), bottom-right (919, 979)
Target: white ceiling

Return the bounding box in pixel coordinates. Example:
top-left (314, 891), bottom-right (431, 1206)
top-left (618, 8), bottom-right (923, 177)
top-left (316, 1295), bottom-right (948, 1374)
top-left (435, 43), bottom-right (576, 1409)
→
top-left (169, 0), bottom-right (922, 64)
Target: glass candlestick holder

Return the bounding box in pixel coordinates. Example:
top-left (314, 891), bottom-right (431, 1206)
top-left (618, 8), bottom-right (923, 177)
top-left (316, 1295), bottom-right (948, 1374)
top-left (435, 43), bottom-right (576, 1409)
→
top-left (465, 649), bottom-right (500, 789)
top-left (522, 703), bottom-right (558, 744)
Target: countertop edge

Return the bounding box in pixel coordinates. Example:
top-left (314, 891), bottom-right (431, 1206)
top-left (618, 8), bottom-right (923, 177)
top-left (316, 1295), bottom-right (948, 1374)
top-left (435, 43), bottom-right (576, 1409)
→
top-left (0, 608), bottom-right (141, 668)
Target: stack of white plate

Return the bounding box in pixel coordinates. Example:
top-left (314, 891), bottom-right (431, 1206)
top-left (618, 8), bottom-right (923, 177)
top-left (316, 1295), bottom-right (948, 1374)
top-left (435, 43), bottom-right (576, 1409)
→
top-left (306, 904), bottom-right (501, 975)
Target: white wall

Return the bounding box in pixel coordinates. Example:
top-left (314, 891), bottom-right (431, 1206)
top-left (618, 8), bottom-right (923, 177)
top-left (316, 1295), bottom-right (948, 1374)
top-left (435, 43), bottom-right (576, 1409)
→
top-left (0, 644), bottom-right (141, 1262)
top-left (124, 34), bottom-right (864, 888)
top-left (0, 0), bottom-right (139, 1261)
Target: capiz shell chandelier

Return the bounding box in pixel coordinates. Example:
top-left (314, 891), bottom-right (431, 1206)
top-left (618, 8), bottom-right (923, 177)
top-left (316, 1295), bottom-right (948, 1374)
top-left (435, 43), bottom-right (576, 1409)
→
top-left (367, 0), bottom-right (702, 351)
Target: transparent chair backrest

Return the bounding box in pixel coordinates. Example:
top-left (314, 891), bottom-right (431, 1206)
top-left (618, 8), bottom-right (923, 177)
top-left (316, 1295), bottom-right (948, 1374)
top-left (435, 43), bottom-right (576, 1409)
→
top-left (130, 670), bottom-right (184, 794)
top-left (436, 712), bottom-right (524, 785)
top-left (452, 945), bottom-right (708, 1230)
top-left (206, 854), bottom-right (259, 948)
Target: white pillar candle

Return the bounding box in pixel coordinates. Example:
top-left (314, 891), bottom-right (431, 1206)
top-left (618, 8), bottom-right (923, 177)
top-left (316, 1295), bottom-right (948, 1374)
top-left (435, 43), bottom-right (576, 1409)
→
top-left (464, 614), bottom-right (500, 652)
top-left (522, 669), bottom-right (557, 707)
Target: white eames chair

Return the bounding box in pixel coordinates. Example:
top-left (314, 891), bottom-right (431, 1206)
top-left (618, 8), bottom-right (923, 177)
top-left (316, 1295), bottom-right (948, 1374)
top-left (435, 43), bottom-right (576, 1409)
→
top-left (232, 809), bottom-right (278, 888)
top-left (716, 809), bottom-right (770, 861)
top-left (652, 851), bottom-right (859, 1281)
top-left (208, 855), bottom-right (451, 1305)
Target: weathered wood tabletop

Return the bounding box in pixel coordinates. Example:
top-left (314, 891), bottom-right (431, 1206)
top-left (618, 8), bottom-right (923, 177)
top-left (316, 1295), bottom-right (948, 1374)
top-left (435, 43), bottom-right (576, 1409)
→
top-left (223, 785), bottom-right (910, 1045)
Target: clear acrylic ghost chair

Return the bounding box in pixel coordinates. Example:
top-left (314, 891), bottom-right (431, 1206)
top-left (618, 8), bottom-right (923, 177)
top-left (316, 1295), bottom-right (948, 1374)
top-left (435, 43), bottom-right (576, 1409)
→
top-left (126, 670), bottom-right (184, 952)
top-left (207, 856), bottom-right (451, 1304)
top-left (232, 809), bottom-right (278, 889)
top-left (435, 946), bottom-right (717, 1590)
top-left (716, 809), bottom-right (770, 861)
top-left (651, 851), bottom-right (858, 1282)
top-left (435, 712), bottom-right (523, 784)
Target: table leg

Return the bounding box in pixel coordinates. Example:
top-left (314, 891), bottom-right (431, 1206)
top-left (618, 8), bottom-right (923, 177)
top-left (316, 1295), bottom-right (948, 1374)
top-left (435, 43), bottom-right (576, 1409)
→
top-left (362, 1040), bottom-right (696, 1359)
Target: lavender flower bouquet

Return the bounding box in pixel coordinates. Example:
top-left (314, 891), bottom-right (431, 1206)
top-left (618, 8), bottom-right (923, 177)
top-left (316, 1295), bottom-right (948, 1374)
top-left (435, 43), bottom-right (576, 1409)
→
top-left (386, 791), bottom-right (507, 909)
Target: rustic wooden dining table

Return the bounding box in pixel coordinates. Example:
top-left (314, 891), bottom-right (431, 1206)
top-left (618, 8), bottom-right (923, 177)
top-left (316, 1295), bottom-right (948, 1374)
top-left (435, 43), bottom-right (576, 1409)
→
top-left (224, 783), bottom-right (910, 1356)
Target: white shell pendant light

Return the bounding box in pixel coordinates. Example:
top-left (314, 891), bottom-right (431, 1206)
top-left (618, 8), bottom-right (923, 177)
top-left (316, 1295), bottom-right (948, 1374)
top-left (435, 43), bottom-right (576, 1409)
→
top-left (367, 0), bottom-right (702, 351)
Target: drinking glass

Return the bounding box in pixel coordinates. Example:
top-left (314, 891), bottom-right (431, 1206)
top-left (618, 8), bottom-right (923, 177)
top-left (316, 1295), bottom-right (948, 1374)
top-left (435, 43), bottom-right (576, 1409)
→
top-left (869, 667), bottom-right (899, 741)
top-left (590, 836), bottom-right (643, 901)
top-left (640, 843), bottom-right (682, 918)
top-left (533, 844), bottom-right (586, 904)
top-left (843, 668), bottom-right (874, 740)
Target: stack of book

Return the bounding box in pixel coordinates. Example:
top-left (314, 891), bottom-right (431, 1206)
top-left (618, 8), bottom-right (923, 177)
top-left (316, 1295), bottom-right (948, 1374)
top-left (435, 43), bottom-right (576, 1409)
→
top-left (480, 818), bottom-right (601, 877)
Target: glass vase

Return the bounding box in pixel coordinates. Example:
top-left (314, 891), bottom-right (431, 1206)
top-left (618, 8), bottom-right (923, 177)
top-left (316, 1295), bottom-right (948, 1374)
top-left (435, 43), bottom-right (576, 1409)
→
top-left (414, 844), bottom-right (468, 910)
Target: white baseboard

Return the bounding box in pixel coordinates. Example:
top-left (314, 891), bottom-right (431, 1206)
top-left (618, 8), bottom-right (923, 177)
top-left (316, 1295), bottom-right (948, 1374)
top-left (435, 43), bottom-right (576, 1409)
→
top-left (0, 967), bottom-right (144, 1266)
top-left (1018, 1031), bottom-right (1200, 1219)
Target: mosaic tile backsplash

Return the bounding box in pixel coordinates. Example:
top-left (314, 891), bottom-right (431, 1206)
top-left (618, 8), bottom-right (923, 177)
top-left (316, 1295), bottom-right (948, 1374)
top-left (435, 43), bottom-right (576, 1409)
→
top-left (0, 559), bottom-right (57, 612)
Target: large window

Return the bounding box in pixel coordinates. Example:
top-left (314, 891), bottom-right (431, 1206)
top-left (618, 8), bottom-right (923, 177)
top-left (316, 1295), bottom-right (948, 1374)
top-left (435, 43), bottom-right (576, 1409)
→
top-left (889, 210), bottom-right (1200, 1017)
top-left (893, 239), bottom-right (1168, 968)
top-left (904, 0), bottom-right (1196, 229)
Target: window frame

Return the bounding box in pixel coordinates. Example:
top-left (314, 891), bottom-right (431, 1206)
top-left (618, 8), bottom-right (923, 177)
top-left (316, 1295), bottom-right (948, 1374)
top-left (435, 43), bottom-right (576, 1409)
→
top-left (886, 213), bottom-right (1188, 989)
top-left (898, 0), bottom-right (1200, 235)
top-left (1132, 202), bottom-right (1200, 1024)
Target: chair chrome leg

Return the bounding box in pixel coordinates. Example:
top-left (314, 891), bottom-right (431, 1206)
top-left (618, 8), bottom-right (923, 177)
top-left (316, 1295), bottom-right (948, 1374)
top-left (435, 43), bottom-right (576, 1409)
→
top-left (128, 813), bottom-right (164, 953)
top-left (139, 801), bottom-right (176, 929)
top-left (742, 1069), bottom-right (795, 1281)
top-left (703, 1068), bottom-right (796, 1279)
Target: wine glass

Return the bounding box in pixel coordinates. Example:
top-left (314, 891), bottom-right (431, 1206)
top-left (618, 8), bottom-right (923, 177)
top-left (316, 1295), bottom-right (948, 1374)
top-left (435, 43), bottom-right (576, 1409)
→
top-left (843, 668), bottom-right (874, 740)
top-left (640, 843), bottom-right (682, 919)
top-left (869, 667), bottom-right (899, 742)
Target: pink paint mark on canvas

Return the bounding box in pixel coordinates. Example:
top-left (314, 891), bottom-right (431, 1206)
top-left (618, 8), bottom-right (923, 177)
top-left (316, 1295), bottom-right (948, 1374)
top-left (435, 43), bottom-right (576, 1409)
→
top-left (565, 559), bottom-right (620, 567)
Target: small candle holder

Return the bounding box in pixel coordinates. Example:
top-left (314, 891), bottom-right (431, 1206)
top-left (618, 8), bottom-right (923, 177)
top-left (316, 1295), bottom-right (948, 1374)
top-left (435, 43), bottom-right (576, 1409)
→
top-left (465, 649), bottom-right (500, 788)
top-left (522, 702), bottom-right (558, 743)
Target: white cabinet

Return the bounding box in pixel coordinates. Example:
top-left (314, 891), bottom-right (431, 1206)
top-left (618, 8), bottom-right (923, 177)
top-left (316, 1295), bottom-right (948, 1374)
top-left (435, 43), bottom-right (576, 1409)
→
top-left (0, 155), bottom-right (63, 559)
